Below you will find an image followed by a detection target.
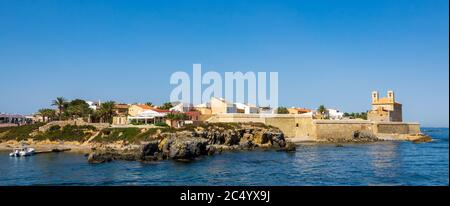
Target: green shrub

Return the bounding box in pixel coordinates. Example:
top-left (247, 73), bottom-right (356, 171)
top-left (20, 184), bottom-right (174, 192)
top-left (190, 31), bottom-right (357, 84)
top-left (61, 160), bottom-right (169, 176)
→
top-left (277, 107), bottom-right (289, 114)
top-left (94, 128), bottom-right (141, 143)
top-left (33, 124), bottom-right (95, 142)
top-left (130, 121), bottom-right (143, 125)
top-left (154, 122), bottom-right (169, 127)
top-left (49, 125), bottom-right (61, 132)
top-left (0, 123), bottom-right (45, 141)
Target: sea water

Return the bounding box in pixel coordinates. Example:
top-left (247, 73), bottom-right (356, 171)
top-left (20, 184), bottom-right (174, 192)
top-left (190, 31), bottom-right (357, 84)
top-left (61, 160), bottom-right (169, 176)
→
top-left (0, 128), bottom-right (447, 186)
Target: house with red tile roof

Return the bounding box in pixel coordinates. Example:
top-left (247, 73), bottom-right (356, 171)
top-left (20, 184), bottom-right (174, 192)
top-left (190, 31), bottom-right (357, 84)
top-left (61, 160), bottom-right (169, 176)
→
top-left (118, 104), bottom-right (171, 125)
top-left (128, 104), bottom-right (154, 116)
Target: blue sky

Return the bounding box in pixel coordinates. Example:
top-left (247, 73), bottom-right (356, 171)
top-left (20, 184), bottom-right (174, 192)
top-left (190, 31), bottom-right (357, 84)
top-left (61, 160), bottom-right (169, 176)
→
top-left (0, 0), bottom-right (448, 127)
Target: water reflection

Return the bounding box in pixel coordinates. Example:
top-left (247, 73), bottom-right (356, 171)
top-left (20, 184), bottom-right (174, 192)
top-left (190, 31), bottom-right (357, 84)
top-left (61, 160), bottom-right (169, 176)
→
top-left (367, 142), bottom-right (400, 175)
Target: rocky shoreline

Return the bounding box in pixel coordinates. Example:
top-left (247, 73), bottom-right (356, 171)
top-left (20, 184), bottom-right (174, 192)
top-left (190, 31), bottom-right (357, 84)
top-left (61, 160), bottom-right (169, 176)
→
top-left (0, 123), bottom-right (296, 163)
top-left (0, 122), bottom-right (432, 163)
top-left (86, 124), bottom-right (296, 163)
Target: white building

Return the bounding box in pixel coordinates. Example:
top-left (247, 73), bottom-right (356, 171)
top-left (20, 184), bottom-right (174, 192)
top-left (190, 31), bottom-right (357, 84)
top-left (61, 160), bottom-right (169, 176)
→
top-left (211, 97), bottom-right (237, 114)
top-left (195, 103), bottom-right (210, 108)
top-left (170, 102), bottom-right (193, 113)
top-left (127, 108), bottom-right (168, 124)
top-left (327, 109), bottom-right (344, 120)
top-left (86, 100), bottom-right (101, 111)
top-left (234, 103), bottom-right (259, 114)
top-left (259, 107), bottom-right (277, 114)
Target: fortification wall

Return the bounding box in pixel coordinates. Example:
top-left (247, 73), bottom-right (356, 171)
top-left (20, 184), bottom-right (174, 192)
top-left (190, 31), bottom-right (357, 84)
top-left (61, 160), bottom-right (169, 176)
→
top-left (208, 114), bottom-right (421, 141)
top-left (265, 117), bottom-right (296, 137)
top-left (407, 124), bottom-right (421, 134)
top-left (265, 116), bottom-right (316, 138)
top-left (208, 114), bottom-right (315, 139)
top-left (313, 120), bottom-right (375, 141)
top-left (207, 114), bottom-right (266, 123)
top-left (374, 122), bottom-right (420, 134)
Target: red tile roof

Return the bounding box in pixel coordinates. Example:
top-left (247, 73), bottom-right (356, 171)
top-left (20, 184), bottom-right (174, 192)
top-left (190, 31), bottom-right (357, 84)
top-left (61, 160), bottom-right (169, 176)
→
top-left (150, 108), bottom-right (170, 113)
top-left (185, 111), bottom-right (201, 116)
top-left (135, 104), bottom-right (153, 110)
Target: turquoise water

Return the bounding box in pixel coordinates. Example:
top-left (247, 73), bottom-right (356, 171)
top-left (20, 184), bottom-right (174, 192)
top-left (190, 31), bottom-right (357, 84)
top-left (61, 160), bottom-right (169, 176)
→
top-left (0, 128), bottom-right (448, 186)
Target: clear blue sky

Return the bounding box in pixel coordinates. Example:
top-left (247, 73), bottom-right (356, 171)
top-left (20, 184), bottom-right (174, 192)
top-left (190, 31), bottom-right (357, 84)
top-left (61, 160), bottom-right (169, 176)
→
top-left (0, 0), bottom-right (448, 127)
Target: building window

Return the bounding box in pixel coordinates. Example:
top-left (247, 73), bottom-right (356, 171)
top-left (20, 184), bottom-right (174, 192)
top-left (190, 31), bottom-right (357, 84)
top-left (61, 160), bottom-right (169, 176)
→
top-left (296, 123), bottom-right (299, 127)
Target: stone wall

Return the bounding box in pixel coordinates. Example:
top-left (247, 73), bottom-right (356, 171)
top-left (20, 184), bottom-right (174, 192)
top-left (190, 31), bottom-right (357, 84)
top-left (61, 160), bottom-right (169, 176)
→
top-left (391, 104), bottom-right (403, 122)
top-left (374, 122), bottom-right (420, 134)
top-left (112, 116), bottom-right (128, 125)
top-left (265, 117), bottom-right (296, 137)
top-left (367, 110), bottom-right (390, 122)
top-left (209, 114), bottom-right (421, 141)
top-left (313, 120), bottom-right (374, 141)
top-left (408, 123), bottom-right (421, 134)
top-left (208, 114), bottom-right (315, 139)
top-left (39, 120), bottom-right (110, 132)
top-left (265, 116), bottom-right (316, 139)
top-left (206, 113), bottom-right (266, 123)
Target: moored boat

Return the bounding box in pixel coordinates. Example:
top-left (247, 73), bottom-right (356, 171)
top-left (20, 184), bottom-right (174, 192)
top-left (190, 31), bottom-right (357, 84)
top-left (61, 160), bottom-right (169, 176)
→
top-left (9, 147), bottom-right (36, 157)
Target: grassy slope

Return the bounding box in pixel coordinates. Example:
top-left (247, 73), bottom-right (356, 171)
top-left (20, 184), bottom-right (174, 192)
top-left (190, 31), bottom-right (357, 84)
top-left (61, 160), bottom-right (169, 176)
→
top-left (0, 124), bottom-right (95, 142)
top-left (0, 123), bottom-right (45, 141)
top-left (33, 125), bottom-right (97, 142)
top-left (1, 122), bottom-right (276, 143)
top-left (92, 127), bottom-right (178, 143)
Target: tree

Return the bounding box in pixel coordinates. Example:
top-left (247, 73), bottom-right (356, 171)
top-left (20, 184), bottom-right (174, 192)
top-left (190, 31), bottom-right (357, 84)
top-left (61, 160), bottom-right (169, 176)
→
top-left (38, 108), bottom-right (56, 122)
top-left (98, 101), bottom-right (115, 123)
top-left (158, 102), bottom-right (173, 110)
top-left (90, 110), bottom-right (101, 123)
top-left (65, 99), bottom-right (92, 119)
top-left (277, 107), bottom-right (289, 114)
top-left (361, 111), bottom-right (368, 120)
top-left (317, 105), bottom-right (327, 114)
top-left (52, 97), bottom-right (67, 120)
top-left (145, 102), bottom-right (154, 107)
top-left (343, 111), bottom-right (368, 120)
top-left (166, 112), bottom-right (188, 120)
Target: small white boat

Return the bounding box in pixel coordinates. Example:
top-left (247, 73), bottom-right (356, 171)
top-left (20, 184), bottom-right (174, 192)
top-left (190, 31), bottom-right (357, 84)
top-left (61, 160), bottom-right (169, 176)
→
top-left (9, 147), bottom-right (36, 157)
top-left (9, 148), bottom-right (20, 157)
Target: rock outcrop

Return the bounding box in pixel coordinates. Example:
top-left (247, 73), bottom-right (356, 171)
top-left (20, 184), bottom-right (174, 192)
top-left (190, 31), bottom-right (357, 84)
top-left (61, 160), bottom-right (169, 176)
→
top-left (158, 136), bottom-right (209, 160)
top-left (406, 133), bottom-right (432, 143)
top-left (87, 123), bottom-right (294, 163)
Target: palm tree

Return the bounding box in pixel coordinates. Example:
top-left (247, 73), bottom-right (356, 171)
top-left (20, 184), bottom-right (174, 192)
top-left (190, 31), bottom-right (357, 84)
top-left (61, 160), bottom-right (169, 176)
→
top-left (98, 101), bottom-right (115, 123)
top-left (277, 107), bottom-right (289, 114)
top-left (317, 105), bottom-right (327, 114)
top-left (166, 112), bottom-right (188, 120)
top-left (52, 97), bottom-right (67, 120)
top-left (38, 108), bottom-right (56, 123)
top-left (158, 102), bottom-right (173, 110)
